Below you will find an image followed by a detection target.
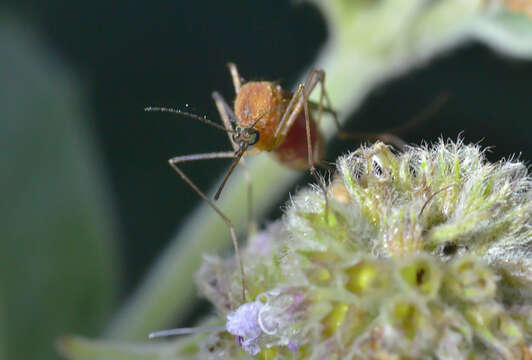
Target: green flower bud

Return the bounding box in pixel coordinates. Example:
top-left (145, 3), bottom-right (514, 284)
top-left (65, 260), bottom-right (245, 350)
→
top-left (398, 256), bottom-right (442, 299)
top-left (444, 256), bottom-right (497, 303)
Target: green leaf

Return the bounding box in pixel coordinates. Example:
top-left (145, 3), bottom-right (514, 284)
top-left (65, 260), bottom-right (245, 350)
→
top-left (59, 318), bottom-right (224, 360)
top-left (472, 10), bottom-right (532, 58)
top-left (57, 336), bottom-right (176, 360)
top-left (0, 17), bottom-right (118, 360)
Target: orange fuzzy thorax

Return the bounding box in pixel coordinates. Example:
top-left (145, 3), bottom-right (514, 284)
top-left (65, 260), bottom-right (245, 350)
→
top-left (234, 81), bottom-right (286, 151)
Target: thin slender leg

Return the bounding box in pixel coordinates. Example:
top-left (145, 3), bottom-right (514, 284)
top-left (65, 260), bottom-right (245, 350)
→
top-left (303, 89), bottom-right (314, 173)
top-left (302, 69), bottom-right (410, 150)
top-left (212, 91), bottom-right (238, 149)
top-left (274, 68), bottom-right (325, 165)
top-left (168, 151), bottom-right (247, 303)
top-left (169, 152), bottom-right (234, 163)
top-left (301, 71), bottom-right (332, 222)
top-left (272, 69), bottom-right (331, 222)
top-left (386, 92), bottom-right (449, 140)
top-left (213, 147), bottom-right (247, 201)
top-left (212, 91), bottom-right (237, 125)
top-left (227, 62), bottom-right (243, 94)
top-left (336, 93), bottom-right (449, 150)
top-left (310, 69), bottom-right (341, 131)
top-left (273, 69), bottom-right (321, 143)
top-left (212, 92), bottom-right (256, 234)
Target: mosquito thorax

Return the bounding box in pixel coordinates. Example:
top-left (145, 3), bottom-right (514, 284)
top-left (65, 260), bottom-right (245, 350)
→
top-left (234, 81), bottom-right (286, 151)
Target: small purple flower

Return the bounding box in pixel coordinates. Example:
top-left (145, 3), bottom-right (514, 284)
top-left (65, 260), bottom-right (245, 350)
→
top-left (247, 227), bottom-right (275, 255)
top-left (226, 301), bottom-right (264, 355)
top-left (235, 336), bottom-right (243, 346)
top-left (288, 340), bottom-right (299, 352)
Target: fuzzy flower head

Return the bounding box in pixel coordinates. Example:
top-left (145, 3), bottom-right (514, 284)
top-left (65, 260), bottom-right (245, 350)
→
top-left (195, 140), bottom-right (531, 359)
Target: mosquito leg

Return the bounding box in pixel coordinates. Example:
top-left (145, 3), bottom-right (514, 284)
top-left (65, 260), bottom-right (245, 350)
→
top-left (303, 88), bottom-right (315, 173)
top-left (272, 83), bottom-right (306, 147)
top-left (305, 67), bottom-right (411, 149)
top-left (299, 68), bottom-right (342, 135)
top-left (336, 93), bottom-right (449, 151)
top-left (372, 133), bottom-right (407, 150)
top-left (298, 69), bottom-right (342, 221)
top-left (227, 62), bottom-right (243, 94)
top-left (169, 151), bottom-right (235, 163)
top-left (168, 151), bottom-right (246, 303)
top-left (212, 91), bottom-right (237, 128)
top-left (212, 92), bottom-right (256, 234)
top-left (272, 82), bottom-right (324, 196)
top-left (273, 67), bottom-right (324, 144)
top-left (302, 81), bottom-right (331, 223)
top-left (273, 69), bottom-right (331, 223)
top-left (311, 69), bottom-right (342, 131)
top-left (301, 70), bottom-right (333, 223)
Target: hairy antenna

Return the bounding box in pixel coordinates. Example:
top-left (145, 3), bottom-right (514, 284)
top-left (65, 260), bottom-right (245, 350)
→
top-left (145, 106), bottom-right (234, 133)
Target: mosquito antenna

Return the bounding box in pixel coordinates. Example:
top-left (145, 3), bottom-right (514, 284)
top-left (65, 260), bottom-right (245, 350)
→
top-left (214, 147), bottom-right (247, 201)
top-left (145, 106), bottom-right (235, 134)
top-left (149, 325), bottom-right (226, 339)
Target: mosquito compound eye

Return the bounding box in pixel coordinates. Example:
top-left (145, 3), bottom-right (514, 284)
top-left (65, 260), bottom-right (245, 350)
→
top-left (248, 129), bottom-right (259, 146)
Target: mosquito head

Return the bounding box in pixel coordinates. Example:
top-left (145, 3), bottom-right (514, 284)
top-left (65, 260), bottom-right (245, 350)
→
top-left (233, 126), bottom-right (260, 149)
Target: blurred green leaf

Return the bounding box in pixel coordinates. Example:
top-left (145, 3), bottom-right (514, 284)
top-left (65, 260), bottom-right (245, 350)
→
top-left (57, 336), bottom-right (170, 360)
top-left (0, 17), bottom-right (119, 360)
top-left (472, 10), bottom-right (532, 57)
top-left (0, 298), bottom-right (6, 360)
top-left (58, 331), bottom-right (208, 360)
top-left (62, 318), bottom-right (221, 360)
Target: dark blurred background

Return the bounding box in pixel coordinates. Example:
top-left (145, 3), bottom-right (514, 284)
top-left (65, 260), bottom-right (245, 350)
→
top-left (1, 1), bottom-right (531, 359)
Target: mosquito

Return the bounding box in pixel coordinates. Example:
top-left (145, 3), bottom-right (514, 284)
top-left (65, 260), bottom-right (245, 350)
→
top-left (146, 64), bottom-right (447, 341)
top-left (146, 63), bottom-right (448, 304)
top-left (145, 63), bottom-right (336, 301)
